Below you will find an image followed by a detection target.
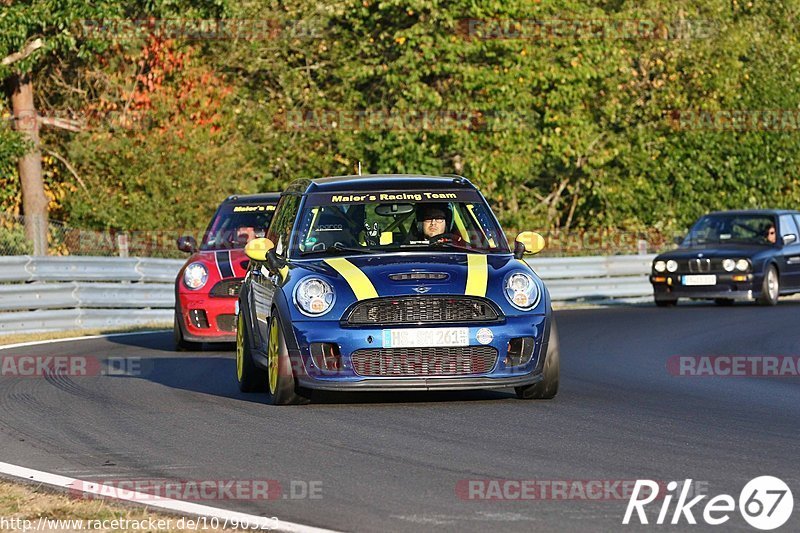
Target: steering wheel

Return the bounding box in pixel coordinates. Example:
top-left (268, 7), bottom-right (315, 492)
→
top-left (429, 234), bottom-right (455, 245)
top-left (311, 241), bottom-right (352, 252)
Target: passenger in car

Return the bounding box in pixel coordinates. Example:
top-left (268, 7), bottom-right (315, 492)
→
top-left (766, 224), bottom-right (777, 244)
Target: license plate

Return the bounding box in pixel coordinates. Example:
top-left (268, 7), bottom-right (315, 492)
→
top-left (683, 274), bottom-right (716, 286)
top-left (382, 328), bottom-right (469, 348)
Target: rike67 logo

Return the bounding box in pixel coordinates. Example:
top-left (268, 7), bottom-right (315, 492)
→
top-left (623, 477), bottom-right (793, 530)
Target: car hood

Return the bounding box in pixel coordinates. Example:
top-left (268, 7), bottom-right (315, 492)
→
top-left (282, 252), bottom-right (547, 319)
top-left (183, 248), bottom-right (250, 279)
top-left (656, 244), bottom-right (772, 261)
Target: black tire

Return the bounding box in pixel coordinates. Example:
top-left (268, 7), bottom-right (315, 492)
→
top-left (174, 312), bottom-right (202, 352)
top-left (265, 313), bottom-right (310, 405)
top-left (758, 265), bottom-right (779, 306)
top-left (654, 297), bottom-right (678, 307)
top-left (714, 298), bottom-right (734, 306)
top-left (236, 311), bottom-right (268, 392)
top-left (515, 320), bottom-right (559, 400)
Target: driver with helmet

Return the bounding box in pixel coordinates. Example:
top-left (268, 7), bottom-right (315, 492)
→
top-left (412, 203), bottom-right (466, 245)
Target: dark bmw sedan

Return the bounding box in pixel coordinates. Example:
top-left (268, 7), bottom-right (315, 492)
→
top-left (651, 209), bottom-right (800, 306)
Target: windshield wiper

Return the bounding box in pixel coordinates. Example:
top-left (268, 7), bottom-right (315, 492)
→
top-left (300, 243), bottom-right (377, 256)
top-left (431, 241), bottom-right (483, 252)
top-left (331, 243), bottom-right (377, 254)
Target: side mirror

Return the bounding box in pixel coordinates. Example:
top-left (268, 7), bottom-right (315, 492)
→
top-left (268, 249), bottom-right (287, 270)
top-left (782, 234), bottom-right (797, 245)
top-left (244, 237), bottom-right (274, 262)
top-left (673, 236), bottom-right (684, 245)
top-left (177, 236), bottom-right (197, 253)
top-left (514, 231), bottom-right (546, 259)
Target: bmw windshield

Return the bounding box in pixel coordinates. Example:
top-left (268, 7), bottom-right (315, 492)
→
top-left (292, 190), bottom-right (509, 256)
top-left (683, 214), bottom-right (776, 246)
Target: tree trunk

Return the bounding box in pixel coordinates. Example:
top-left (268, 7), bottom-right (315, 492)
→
top-left (10, 73), bottom-right (48, 255)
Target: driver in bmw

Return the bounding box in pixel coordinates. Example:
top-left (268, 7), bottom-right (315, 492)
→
top-left (416, 203), bottom-right (465, 245)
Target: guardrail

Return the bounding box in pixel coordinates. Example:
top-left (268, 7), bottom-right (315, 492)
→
top-left (0, 254), bottom-right (656, 336)
top-left (527, 254), bottom-right (656, 300)
top-left (0, 256), bottom-right (184, 335)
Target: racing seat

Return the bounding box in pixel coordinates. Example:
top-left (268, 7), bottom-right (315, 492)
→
top-left (309, 208), bottom-right (360, 251)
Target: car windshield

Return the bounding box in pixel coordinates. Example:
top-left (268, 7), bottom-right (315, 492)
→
top-left (292, 190), bottom-right (509, 256)
top-left (201, 204), bottom-right (276, 250)
top-left (683, 214), bottom-right (776, 246)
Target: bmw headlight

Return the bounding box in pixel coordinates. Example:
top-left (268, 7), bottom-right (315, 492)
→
top-left (183, 262), bottom-right (208, 290)
top-left (294, 277), bottom-right (335, 316)
top-left (504, 272), bottom-right (540, 310)
top-left (666, 260), bottom-right (678, 272)
top-left (736, 259), bottom-right (749, 271)
top-left (722, 259), bottom-right (735, 272)
top-left (654, 260), bottom-right (666, 273)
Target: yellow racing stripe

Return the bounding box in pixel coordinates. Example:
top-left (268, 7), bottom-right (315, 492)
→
top-left (465, 254), bottom-right (488, 297)
top-left (324, 258), bottom-right (379, 300)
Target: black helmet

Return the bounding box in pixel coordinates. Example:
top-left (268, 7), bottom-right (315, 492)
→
top-left (416, 203), bottom-right (450, 223)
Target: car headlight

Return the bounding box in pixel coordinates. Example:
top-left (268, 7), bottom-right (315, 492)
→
top-left (666, 260), bottom-right (678, 272)
top-left (294, 277), bottom-right (335, 316)
top-left (183, 262), bottom-right (208, 290)
top-left (722, 259), bottom-right (735, 272)
top-left (736, 259), bottom-right (749, 271)
top-left (504, 272), bottom-right (540, 310)
top-left (654, 260), bottom-right (666, 273)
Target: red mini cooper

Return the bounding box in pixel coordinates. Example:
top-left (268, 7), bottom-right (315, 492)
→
top-left (174, 193), bottom-right (279, 350)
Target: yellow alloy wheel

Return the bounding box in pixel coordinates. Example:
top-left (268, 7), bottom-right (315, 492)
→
top-left (236, 314), bottom-right (244, 381)
top-left (268, 317), bottom-right (279, 394)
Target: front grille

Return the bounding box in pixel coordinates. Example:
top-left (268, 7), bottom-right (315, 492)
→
top-left (688, 259), bottom-right (712, 273)
top-left (216, 314), bottom-right (237, 332)
top-left (351, 346), bottom-right (498, 376)
top-left (209, 279), bottom-right (243, 297)
top-left (389, 272), bottom-right (448, 281)
top-left (346, 296), bottom-right (500, 325)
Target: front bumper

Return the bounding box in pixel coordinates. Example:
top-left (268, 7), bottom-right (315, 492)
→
top-left (296, 372), bottom-right (543, 392)
top-left (650, 273), bottom-right (756, 301)
top-left (258, 314), bottom-right (550, 391)
top-left (177, 293), bottom-right (238, 342)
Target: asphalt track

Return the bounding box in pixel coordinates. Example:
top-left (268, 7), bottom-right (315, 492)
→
top-left (1, 304), bottom-right (799, 532)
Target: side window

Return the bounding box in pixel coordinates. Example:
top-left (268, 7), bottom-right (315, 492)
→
top-left (266, 195), bottom-right (301, 257)
top-left (779, 215), bottom-right (799, 244)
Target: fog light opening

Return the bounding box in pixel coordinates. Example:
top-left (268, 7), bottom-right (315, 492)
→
top-left (188, 309), bottom-right (209, 328)
top-left (506, 337), bottom-right (535, 367)
top-left (310, 343), bottom-right (342, 371)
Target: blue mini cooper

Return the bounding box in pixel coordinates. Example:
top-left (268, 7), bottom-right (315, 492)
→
top-left (235, 175), bottom-right (558, 404)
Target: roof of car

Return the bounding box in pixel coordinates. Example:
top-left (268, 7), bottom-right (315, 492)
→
top-left (706, 209), bottom-right (800, 216)
top-left (285, 174), bottom-right (475, 194)
top-left (222, 192), bottom-right (281, 204)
